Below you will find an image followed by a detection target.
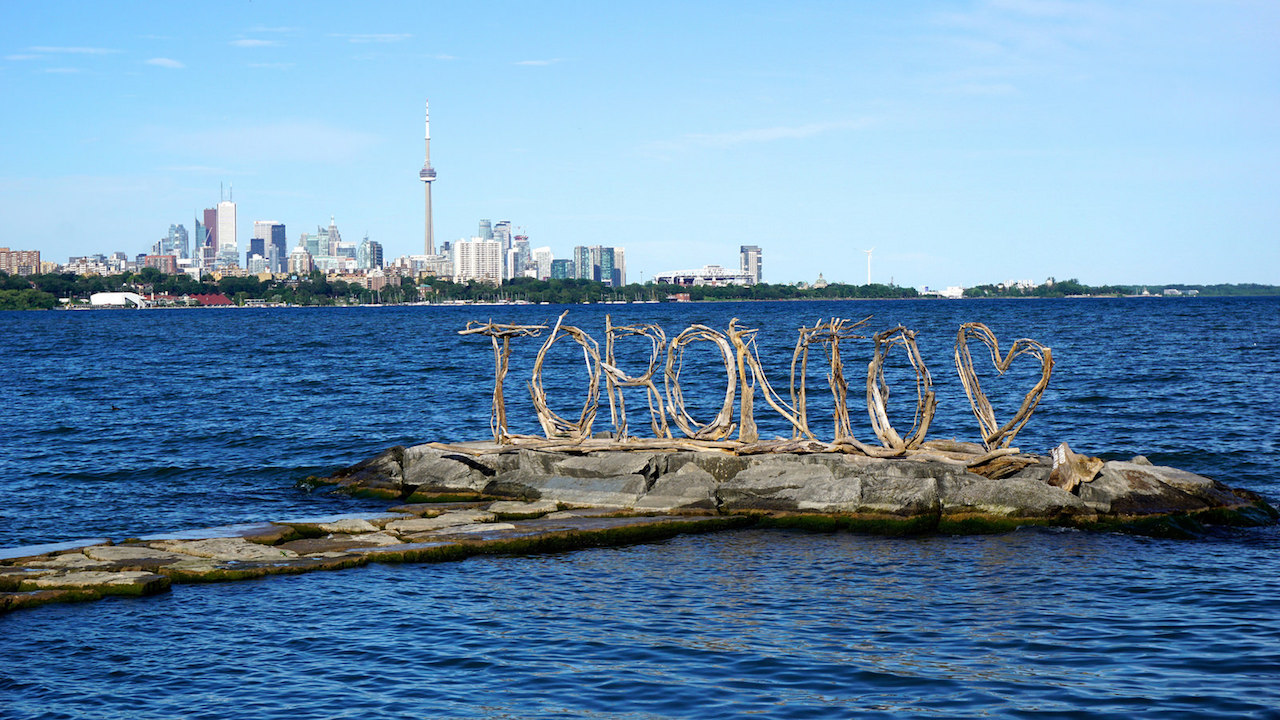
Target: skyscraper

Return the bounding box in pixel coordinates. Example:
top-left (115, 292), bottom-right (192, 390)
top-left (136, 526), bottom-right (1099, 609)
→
top-left (202, 207), bottom-right (218, 252)
top-left (419, 100), bottom-right (437, 255)
top-left (216, 199), bottom-right (237, 267)
top-left (454, 237), bottom-right (502, 284)
top-left (740, 245), bottom-right (763, 285)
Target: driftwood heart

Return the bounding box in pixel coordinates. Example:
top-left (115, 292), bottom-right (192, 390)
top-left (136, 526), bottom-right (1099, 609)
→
top-left (953, 323), bottom-right (1053, 450)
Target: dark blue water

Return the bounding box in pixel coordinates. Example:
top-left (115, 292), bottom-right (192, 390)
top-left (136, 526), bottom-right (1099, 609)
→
top-left (3, 299), bottom-right (1280, 718)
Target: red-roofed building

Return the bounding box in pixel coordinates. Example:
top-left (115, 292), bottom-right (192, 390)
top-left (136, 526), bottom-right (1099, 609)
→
top-left (187, 293), bottom-right (234, 306)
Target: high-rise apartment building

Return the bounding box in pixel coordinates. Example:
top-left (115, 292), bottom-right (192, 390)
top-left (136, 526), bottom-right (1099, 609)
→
top-left (0, 248), bottom-right (41, 276)
top-left (572, 246), bottom-right (592, 281)
top-left (740, 245), bottom-right (763, 285)
top-left (454, 238), bottom-right (502, 284)
top-left (532, 247), bottom-right (553, 280)
top-left (569, 245), bottom-right (626, 287)
top-left (550, 258), bottom-right (573, 280)
top-left (478, 219), bottom-right (493, 241)
top-left (357, 235), bottom-right (384, 270)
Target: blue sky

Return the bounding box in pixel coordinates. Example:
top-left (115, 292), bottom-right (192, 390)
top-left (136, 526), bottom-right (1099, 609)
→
top-left (2, 0), bottom-right (1276, 287)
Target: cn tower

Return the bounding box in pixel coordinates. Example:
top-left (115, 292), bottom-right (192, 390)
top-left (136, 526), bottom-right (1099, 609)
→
top-left (419, 100), bottom-right (437, 255)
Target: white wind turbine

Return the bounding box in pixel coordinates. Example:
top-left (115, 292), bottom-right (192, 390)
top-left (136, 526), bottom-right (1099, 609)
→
top-left (860, 247), bottom-right (875, 285)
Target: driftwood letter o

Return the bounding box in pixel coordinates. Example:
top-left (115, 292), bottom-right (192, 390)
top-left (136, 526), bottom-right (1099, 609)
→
top-left (529, 316), bottom-right (602, 439)
top-left (664, 325), bottom-right (737, 440)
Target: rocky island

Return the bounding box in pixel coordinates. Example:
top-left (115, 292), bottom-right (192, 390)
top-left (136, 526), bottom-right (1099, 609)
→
top-left (2, 315), bottom-right (1273, 613)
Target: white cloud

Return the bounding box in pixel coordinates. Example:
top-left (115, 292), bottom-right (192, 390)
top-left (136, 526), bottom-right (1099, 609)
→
top-left (230, 38), bottom-right (280, 48)
top-left (6, 54), bottom-right (39, 61)
top-left (332, 33), bottom-right (411, 43)
top-left (248, 62), bottom-right (295, 69)
top-left (145, 57), bottom-right (185, 69)
top-left (43, 67), bottom-right (81, 74)
top-left (515, 58), bottom-right (562, 66)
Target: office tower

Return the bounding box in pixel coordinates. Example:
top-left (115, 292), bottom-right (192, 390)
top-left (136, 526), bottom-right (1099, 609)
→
top-left (202, 208), bottom-right (218, 252)
top-left (216, 199), bottom-right (237, 267)
top-left (263, 221), bottom-right (286, 271)
top-left (493, 220), bottom-right (511, 250)
top-left (162, 224), bottom-right (189, 259)
top-left (419, 100), bottom-right (437, 255)
top-left (251, 221), bottom-right (273, 262)
top-left (327, 216), bottom-right (342, 256)
top-left (740, 245), bottom-right (763, 285)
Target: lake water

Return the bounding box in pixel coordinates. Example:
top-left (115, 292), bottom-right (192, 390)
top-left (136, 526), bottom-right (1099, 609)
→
top-left (2, 298), bottom-right (1279, 718)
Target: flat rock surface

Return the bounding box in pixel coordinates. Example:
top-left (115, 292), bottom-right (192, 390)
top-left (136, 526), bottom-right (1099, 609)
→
top-left (151, 537), bottom-right (300, 561)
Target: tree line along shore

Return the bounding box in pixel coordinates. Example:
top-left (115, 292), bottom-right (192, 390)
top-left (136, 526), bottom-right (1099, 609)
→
top-left (1, 269), bottom-right (1276, 310)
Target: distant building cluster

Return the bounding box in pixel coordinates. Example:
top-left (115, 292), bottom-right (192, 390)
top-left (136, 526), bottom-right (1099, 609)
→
top-left (392, 218), bottom-right (627, 287)
top-left (653, 246), bottom-right (763, 287)
top-left (3, 101), bottom-right (778, 294)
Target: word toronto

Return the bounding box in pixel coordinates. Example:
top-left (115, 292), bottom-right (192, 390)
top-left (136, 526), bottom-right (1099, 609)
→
top-left (461, 313), bottom-right (1054, 456)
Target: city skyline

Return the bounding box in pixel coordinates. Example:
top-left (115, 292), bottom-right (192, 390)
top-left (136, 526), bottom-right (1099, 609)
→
top-left (2, 2), bottom-right (1277, 287)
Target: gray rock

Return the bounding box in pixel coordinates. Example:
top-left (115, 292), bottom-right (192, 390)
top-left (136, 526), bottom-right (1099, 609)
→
top-left (333, 446), bottom-right (404, 487)
top-left (941, 474), bottom-right (1091, 518)
top-left (635, 463), bottom-right (718, 511)
top-left (524, 474), bottom-right (649, 507)
top-left (1079, 462), bottom-right (1210, 515)
top-left (517, 449), bottom-right (576, 476)
top-left (483, 468), bottom-right (545, 500)
top-left (663, 451), bottom-right (753, 482)
top-left (855, 475), bottom-right (939, 516)
top-left (1139, 464), bottom-right (1245, 507)
top-left (403, 447), bottom-right (491, 492)
top-left (554, 453), bottom-right (658, 479)
top-left (719, 460), bottom-right (855, 512)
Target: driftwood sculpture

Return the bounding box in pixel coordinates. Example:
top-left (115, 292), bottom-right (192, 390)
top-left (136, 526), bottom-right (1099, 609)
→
top-left (458, 319), bottom-right (546, 442)
top-left (728, 319), bottom-right (814, 443)
top-left (528, 312), bottom-right (602, 440)
top-left (866, 326), bottom-right (937, 450)
top-left (602, 316), bottom-right (669, 439)
top-left (954, 322), bottom-right (1054, 450)
top-left (460, 315), bottom-right (1057, 467)
top-left (664, 325), bottom-right (737, 440)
